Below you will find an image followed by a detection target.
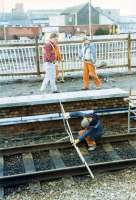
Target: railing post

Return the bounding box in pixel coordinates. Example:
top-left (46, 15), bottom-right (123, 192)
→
top-left (35, 37), bottom-right (41, 77)
top-left (128, 33), bottom-right (131, 72)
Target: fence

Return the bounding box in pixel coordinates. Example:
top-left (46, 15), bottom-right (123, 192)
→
top-left (0, 34), bottom-right (136, 80)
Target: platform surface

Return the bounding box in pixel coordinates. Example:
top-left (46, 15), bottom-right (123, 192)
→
top-left (0, 88), bottom-right (128, 108)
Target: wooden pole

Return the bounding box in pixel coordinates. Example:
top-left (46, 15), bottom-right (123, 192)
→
top-left (61, 61), bottom-right (65, 82)
top-left (128, 89), bottom-right (131, 133)
top-left (128, 33), bottom-right (131, 72)
top-left (35, 37), bottom-right (41, 77)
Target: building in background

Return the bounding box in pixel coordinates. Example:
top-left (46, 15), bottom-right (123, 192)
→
top-left (27, 9), bottom-right (62, 26)
top-left (97, 8), bottom-right (136, 33)
top-left (0, 26), bottom-right (40, 40)
top-left (12, 3), bottom-right (25, 19)
top-left (118, 16), bottom-right (136, 33)
top-left (61, 3), bottom-right (99, 26)
top-left (49, 15), bottom-right (65, 26)
top-left (0, 2), bottom-right (136, 36)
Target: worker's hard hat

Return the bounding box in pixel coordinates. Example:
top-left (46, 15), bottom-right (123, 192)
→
top-left (81, 117), bottom-right (90, 128)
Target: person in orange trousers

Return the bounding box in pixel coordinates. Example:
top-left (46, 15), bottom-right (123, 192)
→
top-left (80, 37), bottom-right (101, 90)
top-left (83, 61), bottom-right (101, 89)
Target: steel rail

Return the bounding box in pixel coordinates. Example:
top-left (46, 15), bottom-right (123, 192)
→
top-left (0, 133), bottom-right (136, 156)
top-left (0, 158), bottom-right (136, 187)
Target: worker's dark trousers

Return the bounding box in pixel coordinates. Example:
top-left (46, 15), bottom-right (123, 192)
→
top-left (79, 124), bottom-right (103, 147)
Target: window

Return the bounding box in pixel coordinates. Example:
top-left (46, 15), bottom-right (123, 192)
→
top-left (68, 16), bottom-right (73, 22)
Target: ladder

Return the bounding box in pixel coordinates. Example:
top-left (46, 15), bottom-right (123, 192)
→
top-left (128, 90), bottom-right (136, 133)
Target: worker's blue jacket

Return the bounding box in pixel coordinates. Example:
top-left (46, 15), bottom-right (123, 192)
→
top-left (70, 111), bottom-right (103, 142)
top-left (80, 43), bottom-right (96, 63)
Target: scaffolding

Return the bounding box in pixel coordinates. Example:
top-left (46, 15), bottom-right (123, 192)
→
top-left (128, 90), bottom-right (136, 133)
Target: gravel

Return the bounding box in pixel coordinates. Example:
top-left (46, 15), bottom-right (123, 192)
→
top-left (32, 150), bottom-right (55, 171)
top-left (0, 132), bottom-right (68, 149)
top-left (4, 168), bottom-right (136, 200)
top-left (112, 142), bottom-right (136, 159)
top-left (4, 154), bottom-right (25, 176)
top-left (87, 145), bottom-right (111, 163)
top-left (60, 148), bottom-right (82, 167)
top-left (4, 184), bottom-right (28, 197)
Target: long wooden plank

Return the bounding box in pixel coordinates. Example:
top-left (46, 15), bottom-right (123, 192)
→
top-left (79, 146), bottom-right (94, 164)
top-left (23, 153), bottom-right (35, 173)
top-left (22, 153), bottom-right (41, 192)
top-left (49, 149), bottom-right (65, 168)
top-left (102, 143), bottom-right (121, 160)
top-left (129, 140), bottom-right (136, 148)
top-left (49, 149), bottom-right (75, 187)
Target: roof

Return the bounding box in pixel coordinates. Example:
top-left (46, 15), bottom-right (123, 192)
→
top-left (119, 16), bottom-right (136, 23)
top-left (28, 9), bottom-right (62, 15)
top-left (96, 8), bottom-right (136, 24)
top-left (95, 7), bottom-right (119, 23)
top-left (61, 3), bottom-right (88, 15)
top-left (61, 3), bottom-right (117, 24)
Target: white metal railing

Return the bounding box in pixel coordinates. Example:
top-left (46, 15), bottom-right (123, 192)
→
top-left (58, 40), bottom-right (129, 75)
top-left (131, 40), bottom-right (136, 67)
top-left (0, 37), bottom-right (136, 80)
top-left (0, 39), bottom-right (35, 45)
top-left (0, 46), bottom-right (36, 74)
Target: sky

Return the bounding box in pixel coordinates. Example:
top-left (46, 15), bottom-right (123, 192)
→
top-left (0, 0), bottom-right (136, 16)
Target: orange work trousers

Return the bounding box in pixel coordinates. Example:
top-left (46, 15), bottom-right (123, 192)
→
top-left (55, 64), bottom-right (59, 80)
top-left (83, 61), bottom-right (101, 89)
top-left (79, 129), bottom-right (96, 147)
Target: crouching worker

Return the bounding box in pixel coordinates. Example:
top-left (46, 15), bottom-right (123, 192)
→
top-left (65, 111), bottom-right (103, 151)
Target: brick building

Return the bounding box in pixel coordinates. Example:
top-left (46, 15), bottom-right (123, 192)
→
top-left (0, 27), bottom-right (40, 40)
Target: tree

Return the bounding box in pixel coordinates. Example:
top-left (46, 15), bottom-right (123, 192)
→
top-left (94, 28), bottom-right (110, 35)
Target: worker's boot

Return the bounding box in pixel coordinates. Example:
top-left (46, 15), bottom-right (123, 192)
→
top-left (88, 141), bottom-right (96, 151)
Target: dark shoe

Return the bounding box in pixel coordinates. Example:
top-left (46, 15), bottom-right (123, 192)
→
top-left (56, 80), bottom-right (61, 83)
top-left (52, 90), bottom-right (60, 93)
top-left (56, 78), bottom-right (61, 83)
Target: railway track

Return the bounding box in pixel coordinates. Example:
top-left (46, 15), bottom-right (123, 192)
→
top-left (0, 88), bottom-right (133, 197)
top-left (0, 133), bottom-right (136, 189)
